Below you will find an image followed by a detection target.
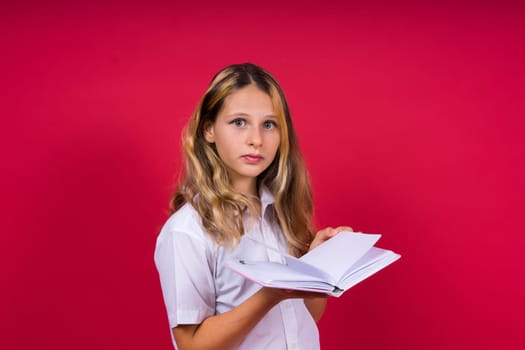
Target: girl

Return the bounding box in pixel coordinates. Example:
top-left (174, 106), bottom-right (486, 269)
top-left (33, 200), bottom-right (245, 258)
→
top-left (154, 63), bottom-right (351, 350)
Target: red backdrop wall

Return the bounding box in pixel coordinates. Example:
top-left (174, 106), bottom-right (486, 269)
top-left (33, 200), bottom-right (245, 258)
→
top-left (2, 2), bottom-right (524, 349)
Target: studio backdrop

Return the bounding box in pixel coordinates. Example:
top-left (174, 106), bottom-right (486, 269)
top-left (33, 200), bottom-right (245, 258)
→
top-left (2, 2), bottom-right (524, 349)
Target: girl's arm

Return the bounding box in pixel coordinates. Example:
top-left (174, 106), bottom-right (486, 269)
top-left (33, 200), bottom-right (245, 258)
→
top-left (172, 287), bottom-right (325, 350)
top-left (303, 226), bottom-right (353, 322)
top-left (304, 297), bottom-right (328, 322)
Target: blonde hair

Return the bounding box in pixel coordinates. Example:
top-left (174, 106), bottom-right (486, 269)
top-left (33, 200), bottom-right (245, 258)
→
top-left (171, 63), bottom-right (314, 257)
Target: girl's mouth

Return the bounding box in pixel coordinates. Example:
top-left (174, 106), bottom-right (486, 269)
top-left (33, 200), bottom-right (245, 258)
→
top-left (242, 154), bottom-right (263, 164)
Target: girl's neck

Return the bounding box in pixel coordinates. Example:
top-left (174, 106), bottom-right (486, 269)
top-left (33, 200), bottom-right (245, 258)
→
top-left (231, 178), bottom-right (262, 217)
top-left (231, 177), bottom-right (258, 197)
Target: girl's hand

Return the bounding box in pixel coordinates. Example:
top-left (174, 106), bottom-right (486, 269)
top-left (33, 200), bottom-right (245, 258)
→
top-left (262, 226), bottom-right (353, 321)
top-left (260, 287), bottom-right (330, 322)
top-left (309, 226), bottom-right (353, 252)
top-left (260, 286), bottom-right (329, 303)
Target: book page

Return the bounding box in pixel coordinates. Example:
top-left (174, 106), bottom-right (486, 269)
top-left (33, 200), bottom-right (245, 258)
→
top-left (225, 259), bottom-right (334, 292)
top-left (225, 231), bottom-right (401, 297)
top-left (300, 231), bottom-right (381, 281)
top-left (339, 247), bottom-right (401, 290)
top-left (283, 255), bottom-right (336, 285)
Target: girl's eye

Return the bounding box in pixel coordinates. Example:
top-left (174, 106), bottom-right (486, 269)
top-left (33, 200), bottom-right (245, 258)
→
top-left (231, 118), bottom-right (246, 127)
top-left (263, 121), bottom-right (277, 129)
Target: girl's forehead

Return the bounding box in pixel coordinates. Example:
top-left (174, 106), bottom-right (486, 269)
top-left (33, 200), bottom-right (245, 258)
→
top-left (221, 85), bottom-right (275, 114)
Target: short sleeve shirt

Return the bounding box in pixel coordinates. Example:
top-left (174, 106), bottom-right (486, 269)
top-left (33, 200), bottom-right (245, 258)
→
top-left (154, 187), bottom-right (320, 350)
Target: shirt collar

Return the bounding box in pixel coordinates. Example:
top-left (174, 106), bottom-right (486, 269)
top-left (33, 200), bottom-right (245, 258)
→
top-left (259, 185), bottom-right (275, 214)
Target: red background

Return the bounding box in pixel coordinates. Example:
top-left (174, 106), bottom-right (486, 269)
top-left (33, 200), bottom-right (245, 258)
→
top-left (2, 2), bottom-right (524, 349)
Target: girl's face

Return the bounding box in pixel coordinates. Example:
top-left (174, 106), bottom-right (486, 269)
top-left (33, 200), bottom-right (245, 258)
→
top-left (204, 84), bottom-right (281, 195)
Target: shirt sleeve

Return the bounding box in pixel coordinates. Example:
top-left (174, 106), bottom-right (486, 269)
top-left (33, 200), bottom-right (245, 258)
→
top-left (154, 228), bottom-right (216, 328)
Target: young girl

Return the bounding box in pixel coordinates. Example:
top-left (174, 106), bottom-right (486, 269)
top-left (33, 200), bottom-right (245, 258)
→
top-left (154, 63), bottom-right (352, 350)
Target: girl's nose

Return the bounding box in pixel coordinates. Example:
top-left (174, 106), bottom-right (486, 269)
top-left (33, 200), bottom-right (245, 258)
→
top-left (247, 127), bottom-right (262, 147)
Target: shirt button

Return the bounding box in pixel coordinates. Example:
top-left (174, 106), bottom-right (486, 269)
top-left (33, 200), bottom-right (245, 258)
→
top-left (290, 342), bottom-right (297, 349)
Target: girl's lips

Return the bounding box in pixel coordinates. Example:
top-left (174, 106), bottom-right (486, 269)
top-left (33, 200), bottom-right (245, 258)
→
top-left (242, 154), bottom-right (263, 164)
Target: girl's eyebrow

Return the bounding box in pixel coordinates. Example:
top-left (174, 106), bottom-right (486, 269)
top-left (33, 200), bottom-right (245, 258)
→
top-left (226, 112), bottom-right (278, 119)
top-left (225, 112), bottom-right (250, 118)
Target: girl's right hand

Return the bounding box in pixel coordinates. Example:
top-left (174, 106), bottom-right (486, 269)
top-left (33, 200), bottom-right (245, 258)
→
top-left (260, 286), bottom-right (329, 304)
top-left (260, 287), bottom-right (329, 322)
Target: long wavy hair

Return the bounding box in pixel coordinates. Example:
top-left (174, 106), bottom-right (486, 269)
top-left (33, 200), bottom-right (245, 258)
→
top-left (170, 63), bottom-right (314, 257)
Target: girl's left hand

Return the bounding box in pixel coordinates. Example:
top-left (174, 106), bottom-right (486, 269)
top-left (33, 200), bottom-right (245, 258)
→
top-left (309, 226), bottom-right (353, 252)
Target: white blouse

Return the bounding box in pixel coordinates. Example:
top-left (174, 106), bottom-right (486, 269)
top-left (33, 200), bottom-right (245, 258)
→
top-left (154, 187), bottom-right (320, 350)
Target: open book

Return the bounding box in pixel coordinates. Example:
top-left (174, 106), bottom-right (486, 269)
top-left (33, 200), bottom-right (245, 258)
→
top-left (225, 231), bottom-right (401, 297)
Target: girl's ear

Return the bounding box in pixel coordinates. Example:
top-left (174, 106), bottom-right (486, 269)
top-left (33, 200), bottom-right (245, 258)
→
top-left (203, 122), bottom-right (215, 143)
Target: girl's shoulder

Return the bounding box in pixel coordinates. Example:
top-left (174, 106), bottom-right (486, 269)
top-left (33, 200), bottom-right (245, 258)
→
top-left (157, 202), bottom-right (210, 244)
top-left (154, 203), bottom-right (217, 276)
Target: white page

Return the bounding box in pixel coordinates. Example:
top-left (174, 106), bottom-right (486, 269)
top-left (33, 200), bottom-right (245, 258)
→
top-left (339, 248), bottom-right (401, 291)
top-left (225, 259), bottom-right (330, 286)
top-left (300, 231), bottom-right (381, 281)
top-left (283, 255), bottom-right (336, 285)
top-left (344, 246), bottom-right (391, 276)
